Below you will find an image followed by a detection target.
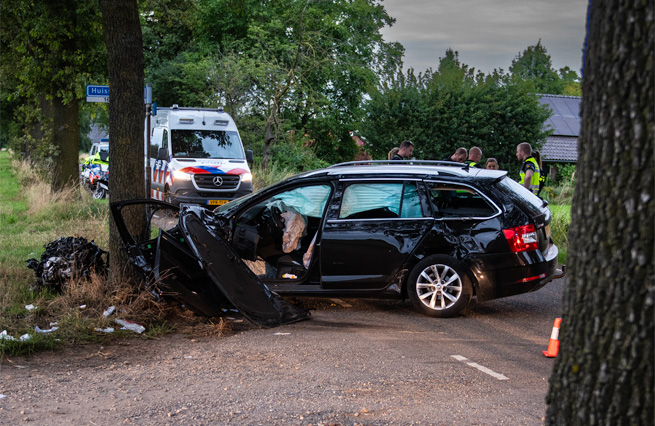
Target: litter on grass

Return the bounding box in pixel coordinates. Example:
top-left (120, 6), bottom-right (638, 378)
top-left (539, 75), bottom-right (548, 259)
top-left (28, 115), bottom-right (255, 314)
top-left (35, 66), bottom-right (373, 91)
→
top-left (114, 319), bottom-right (146, 334)
top-left (35, 326), bottom-right (59, 333)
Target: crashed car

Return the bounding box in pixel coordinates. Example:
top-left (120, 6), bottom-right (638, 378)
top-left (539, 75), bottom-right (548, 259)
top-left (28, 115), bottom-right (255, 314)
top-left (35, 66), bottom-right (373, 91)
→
top-left (111, 160), bottom-right (562, 325)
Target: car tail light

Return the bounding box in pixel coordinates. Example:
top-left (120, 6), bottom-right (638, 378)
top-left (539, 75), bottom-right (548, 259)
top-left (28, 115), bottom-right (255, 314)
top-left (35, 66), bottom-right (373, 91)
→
top-left (503, 224), bottom-right (539, 252)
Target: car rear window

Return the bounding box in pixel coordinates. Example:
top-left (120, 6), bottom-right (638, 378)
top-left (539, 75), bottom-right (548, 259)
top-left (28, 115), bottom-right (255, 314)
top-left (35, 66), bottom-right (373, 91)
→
top-left (495, 177), bottom-right (548, 218)
top-left (427, 182), bottom-right (499, 218)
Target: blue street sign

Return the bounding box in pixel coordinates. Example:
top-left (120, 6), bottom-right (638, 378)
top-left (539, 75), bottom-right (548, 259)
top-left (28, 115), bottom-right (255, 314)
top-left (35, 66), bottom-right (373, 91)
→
top-left (86, 85), bottom-right (153, 104)
top-left (86, 85), bottom-right (110, 103)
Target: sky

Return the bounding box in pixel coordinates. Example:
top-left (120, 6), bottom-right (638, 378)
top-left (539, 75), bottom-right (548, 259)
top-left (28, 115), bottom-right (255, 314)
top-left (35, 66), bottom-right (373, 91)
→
top-left (379, 0), bottom-right (589, 76)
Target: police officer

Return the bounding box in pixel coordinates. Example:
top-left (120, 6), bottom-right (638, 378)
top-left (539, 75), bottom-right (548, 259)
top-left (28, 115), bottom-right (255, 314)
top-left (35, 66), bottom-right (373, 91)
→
top-left (464, 146), bottom-right (483, 168)
top-left (391, 140), bottom-right (414, 160)
top-left (516, 142), bottom-right (540, 194)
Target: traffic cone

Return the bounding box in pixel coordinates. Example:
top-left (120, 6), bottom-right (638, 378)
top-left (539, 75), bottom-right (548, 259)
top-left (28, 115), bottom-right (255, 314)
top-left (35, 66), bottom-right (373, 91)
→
top-left (542, 318), bottom-right (562, 357)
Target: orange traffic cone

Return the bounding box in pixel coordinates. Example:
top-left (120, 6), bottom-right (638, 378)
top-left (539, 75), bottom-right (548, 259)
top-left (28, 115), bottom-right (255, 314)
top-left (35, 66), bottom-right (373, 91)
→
top-left (543, 318), bottom-right (562, 357)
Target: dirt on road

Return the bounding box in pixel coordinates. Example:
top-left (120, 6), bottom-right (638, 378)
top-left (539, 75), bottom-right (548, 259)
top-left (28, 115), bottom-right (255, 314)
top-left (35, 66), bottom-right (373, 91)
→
top-left (0, 295), bottom-right (558, 426)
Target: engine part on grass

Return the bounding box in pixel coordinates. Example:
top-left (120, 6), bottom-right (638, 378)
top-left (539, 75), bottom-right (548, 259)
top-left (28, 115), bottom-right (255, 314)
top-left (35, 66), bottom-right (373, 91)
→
top-left (26, 236), bottom-right (108, 292)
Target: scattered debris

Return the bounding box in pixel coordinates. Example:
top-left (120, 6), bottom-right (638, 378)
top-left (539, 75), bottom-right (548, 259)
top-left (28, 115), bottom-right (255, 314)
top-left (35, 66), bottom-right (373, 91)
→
top-left (103, 306), bottom-right (116, 317)
top-left (0, 330), bottom-right (31, 342)
top-left (34, 326), bottom-right (59, 333)
top-left (273, 332), bottom-right (291, 336)
top-left (95, 327), bottom-right (115, 333)
top-left (26, 236), bottom-right (108, 292)
top-left (114, 319), bottom-right (146, 334)
top-left (25, 304), bottom-right (37, 311)
top-left (79, 304), bottom-right (87, 309)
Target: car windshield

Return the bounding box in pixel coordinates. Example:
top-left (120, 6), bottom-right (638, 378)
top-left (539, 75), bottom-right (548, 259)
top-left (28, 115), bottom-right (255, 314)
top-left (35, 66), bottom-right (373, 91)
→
top-left (171, 129), bottom-right (244, 159)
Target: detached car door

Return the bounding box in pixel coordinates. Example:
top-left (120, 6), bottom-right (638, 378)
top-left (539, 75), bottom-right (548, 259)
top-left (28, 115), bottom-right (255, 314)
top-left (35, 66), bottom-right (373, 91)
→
top-left (319, 180), bottom-right (432, 289)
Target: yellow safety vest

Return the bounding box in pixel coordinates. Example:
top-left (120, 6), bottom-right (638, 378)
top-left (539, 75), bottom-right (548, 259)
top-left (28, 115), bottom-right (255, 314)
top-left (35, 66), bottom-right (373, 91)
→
top-left (519, 157), bottom-right (540, 194)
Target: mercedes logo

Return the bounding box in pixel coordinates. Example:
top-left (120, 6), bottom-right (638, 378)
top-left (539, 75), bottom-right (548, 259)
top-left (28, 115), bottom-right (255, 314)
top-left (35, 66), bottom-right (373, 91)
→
top-left (212, 176), bottom-right (223, 187)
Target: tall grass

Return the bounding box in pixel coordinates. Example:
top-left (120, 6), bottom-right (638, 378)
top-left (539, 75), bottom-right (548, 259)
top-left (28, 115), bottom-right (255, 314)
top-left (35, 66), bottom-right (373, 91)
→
top-left (549, 204), bottom-right (571, 265)
top-left (251, 160), bottom-right (297, 191)
top-left (1, 151), bottom-right (219, 356)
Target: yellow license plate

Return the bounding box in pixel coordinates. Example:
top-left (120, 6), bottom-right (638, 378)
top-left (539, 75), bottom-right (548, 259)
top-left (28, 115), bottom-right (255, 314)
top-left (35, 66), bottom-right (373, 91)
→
top-left (207, 199), bottom-right (228, 206)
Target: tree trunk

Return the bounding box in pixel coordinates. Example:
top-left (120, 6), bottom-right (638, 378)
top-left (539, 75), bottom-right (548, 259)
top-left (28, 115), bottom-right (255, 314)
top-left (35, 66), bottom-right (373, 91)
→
top-left (51, 96), bottom-right (80, 192)
top-left (545, 1), bottom-right (654, 425)
top-left (99, 0), bottom-right (148, 285)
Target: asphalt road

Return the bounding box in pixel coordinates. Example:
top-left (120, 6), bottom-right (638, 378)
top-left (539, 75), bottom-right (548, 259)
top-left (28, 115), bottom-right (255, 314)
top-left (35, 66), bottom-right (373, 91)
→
top-left (0, 277), bottom-right (564, 425)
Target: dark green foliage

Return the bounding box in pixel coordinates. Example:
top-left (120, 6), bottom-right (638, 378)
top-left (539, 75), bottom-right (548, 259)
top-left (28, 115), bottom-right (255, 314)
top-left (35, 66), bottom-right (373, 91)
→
top-left (362, 50), bottom-right (551, 176)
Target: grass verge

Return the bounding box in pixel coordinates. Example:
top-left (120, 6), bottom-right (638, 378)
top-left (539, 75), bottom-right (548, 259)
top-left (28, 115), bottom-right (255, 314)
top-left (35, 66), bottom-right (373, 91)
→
top-left (0, 151), bottom-right (227, 357)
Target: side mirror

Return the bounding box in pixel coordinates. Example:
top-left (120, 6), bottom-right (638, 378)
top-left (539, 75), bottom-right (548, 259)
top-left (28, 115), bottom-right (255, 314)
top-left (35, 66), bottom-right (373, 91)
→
top-left (246, 149), bottom-right (254, 165)
top-left (157, 147), bottom-right (169, 161)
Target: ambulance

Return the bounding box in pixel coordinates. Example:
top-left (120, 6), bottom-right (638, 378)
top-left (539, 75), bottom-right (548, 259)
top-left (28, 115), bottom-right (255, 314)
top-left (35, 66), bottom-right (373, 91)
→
top-left (146, 105), bottom-right (253, 206)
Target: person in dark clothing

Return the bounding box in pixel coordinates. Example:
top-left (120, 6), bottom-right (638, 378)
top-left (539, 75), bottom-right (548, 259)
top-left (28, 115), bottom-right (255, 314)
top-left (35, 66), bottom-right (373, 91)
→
top-left (391, 140), bottom-right (414, 160)
top-left (464, 146), bottom-right (483, 168)
top-left (441, 147), bottom-right (467, 163)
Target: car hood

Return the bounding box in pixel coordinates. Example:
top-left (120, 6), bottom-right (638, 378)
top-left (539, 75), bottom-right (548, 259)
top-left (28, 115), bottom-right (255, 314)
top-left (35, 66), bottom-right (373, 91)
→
top-left (110, 200), bottom-right (310, 327)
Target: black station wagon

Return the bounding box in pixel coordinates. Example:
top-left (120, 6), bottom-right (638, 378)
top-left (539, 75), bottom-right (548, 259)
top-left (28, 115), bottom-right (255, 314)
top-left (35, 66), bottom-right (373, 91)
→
top-left (111, 161), bottom-right (562, 327)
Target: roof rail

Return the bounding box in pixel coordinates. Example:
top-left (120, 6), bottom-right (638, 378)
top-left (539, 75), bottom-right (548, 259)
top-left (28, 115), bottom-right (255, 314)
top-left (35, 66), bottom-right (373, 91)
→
top-left (328, 159), bottom-right (470, 170)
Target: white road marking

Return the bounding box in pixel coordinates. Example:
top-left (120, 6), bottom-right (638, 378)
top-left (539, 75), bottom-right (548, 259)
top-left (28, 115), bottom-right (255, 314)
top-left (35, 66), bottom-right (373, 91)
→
top-left (451, 355), bottom-right (509, 380)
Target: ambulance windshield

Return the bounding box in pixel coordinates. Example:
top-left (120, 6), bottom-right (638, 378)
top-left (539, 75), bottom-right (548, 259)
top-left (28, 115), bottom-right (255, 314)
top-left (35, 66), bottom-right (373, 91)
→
top-left (171, 130), bottom-right (244, 159)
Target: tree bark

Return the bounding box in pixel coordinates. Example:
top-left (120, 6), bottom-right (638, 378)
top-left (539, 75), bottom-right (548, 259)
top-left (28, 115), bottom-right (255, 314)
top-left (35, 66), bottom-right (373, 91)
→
top-left (98, 0), bottom-right (148, 284)
top-left (545, 1), bottom-right (654, 425)
top-left (51, 96), bottom-right (80, 192)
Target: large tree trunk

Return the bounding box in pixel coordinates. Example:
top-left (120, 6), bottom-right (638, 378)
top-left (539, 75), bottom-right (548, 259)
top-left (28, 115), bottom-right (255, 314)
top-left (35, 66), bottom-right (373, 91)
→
top-left (51, 96), bottom-right (80, 192)
top-left (545, 1), bottom-right (654, 425)
top-left (99, 0), bottom-right (148, 284)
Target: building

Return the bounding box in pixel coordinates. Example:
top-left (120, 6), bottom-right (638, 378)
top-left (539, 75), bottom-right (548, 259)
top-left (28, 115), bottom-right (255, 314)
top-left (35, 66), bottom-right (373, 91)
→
top-left (538, 94), bottom-right (581, 180)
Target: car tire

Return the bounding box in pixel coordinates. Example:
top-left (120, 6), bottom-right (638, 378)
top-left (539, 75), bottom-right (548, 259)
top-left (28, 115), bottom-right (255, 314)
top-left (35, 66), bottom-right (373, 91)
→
top-left (93, 187), bottom-right (106, 199)
top-left (407, 255), bottom-right (472, 318)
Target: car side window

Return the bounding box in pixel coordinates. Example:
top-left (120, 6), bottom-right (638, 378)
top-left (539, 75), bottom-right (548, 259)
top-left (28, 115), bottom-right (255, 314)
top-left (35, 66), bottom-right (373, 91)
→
top-left (339, 182), bottom-right (424, 219)
top-left (401, 182), bottom-right (423, 218)
top-left (428, 182), bottom-right (498, 218)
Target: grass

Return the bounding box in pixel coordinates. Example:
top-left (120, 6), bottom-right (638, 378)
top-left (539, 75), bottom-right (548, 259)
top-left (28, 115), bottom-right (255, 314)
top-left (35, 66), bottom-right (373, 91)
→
top-left (549, 204), bottom-right (571, 265)
top-left (0, 150), bottom-right (228, 357)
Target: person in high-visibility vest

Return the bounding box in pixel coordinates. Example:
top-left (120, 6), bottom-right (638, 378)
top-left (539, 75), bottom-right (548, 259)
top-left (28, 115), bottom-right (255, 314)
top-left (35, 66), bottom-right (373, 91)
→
top-left (516, 142), bottom-right (540, 194)
top-left (464, 146), bottom-right (483, 168)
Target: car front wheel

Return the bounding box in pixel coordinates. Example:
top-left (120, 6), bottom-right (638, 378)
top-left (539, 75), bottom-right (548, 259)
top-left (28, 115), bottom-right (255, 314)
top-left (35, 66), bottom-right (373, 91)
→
top-left (408, 256), bottom-right (472, 318)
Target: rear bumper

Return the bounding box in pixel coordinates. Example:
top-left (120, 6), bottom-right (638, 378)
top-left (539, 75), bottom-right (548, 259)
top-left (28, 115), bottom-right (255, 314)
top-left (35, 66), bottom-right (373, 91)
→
top-left (467, 243), bottom-right (559, 301)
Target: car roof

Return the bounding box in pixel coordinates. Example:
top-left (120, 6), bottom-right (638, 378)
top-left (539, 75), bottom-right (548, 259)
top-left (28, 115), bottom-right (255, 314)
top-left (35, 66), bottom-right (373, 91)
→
top-left (298, 161), bottom-right (507, 181)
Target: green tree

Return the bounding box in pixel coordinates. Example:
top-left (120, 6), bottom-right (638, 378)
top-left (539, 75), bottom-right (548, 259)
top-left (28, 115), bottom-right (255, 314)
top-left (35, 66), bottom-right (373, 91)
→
top-left (509, 40), bottom-right (565, 95)
top-left (196, 0), bottom-right (403, 166)
top-left (362, 50), bottom-right (551, 174)
top-left (141, 0), bottom-right (209, 107)
top-left (1, 0), bottom-right (105, 190)
top-left (559, 66), bottom-right (582, 96)
top-left (545, 0), bottom-right (654, 423)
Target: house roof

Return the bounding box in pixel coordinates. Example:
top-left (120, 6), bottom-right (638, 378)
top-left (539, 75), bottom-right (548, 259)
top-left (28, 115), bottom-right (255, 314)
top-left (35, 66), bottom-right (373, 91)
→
top-left (538, 94), bottom-right (581, 137)
top-left (540, 136), bottom-right (578, 162)
top-left (538, 94), bottom-right (581, 162)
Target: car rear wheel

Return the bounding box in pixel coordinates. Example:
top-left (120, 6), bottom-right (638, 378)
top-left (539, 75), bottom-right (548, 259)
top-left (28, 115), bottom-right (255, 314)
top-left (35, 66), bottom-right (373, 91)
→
top-left (407, 255), bottom-right (472, 318)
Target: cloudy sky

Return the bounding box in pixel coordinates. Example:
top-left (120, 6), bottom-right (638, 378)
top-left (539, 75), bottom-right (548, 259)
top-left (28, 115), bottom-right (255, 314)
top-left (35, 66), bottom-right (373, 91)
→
top-left (380, 0), bottom-right (588, 76)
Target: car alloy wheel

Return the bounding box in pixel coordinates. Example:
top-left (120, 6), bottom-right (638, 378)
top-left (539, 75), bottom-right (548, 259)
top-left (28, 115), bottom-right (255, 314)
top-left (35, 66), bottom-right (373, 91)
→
top-left (408, 255), bottom-right (472, 318)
